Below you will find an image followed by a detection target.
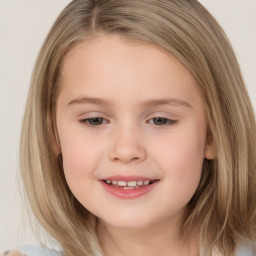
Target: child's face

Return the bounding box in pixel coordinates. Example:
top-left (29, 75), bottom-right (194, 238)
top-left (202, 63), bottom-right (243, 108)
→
top-left (56, 35), bottom-right (214, 230)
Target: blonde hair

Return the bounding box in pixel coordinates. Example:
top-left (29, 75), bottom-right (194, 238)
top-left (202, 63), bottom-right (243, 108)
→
top-left (20, 0), bottom-right (256, 255)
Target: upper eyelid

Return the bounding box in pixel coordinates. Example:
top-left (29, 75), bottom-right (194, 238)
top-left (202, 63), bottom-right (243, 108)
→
top-left (77, 108), bottom-right (179, 118)
top-left (78, 111), bottom-right (108, 119)
top-left (77, 111), bottom-right (178, 119)
top-left (146, 112), bottom-right (178, 120)
top-left (79, 116), bottom-right (177, 124)
top-left (75, 105), bottom-right (180, 115)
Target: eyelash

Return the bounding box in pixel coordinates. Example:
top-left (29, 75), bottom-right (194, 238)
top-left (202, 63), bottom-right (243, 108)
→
top-left (147, 117), bottom-right (178, 126)
top-left (80, 117), bottom-right (107, 126)
top-left (79, 117), bottom-right (178, 127)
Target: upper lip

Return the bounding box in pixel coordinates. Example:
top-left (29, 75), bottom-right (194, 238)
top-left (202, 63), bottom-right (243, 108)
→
top-left (100, 175), bottom-right (158, 182)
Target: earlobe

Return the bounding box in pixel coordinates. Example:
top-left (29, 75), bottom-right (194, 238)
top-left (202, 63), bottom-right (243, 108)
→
top-left (204, 143), bottom-right (216, 160)
top-left (204, 129), bottom-right (216, 160)
top-left (51, 126), bottom-right (62, 156)
top-left (53, 141), bottom-right (61, 156)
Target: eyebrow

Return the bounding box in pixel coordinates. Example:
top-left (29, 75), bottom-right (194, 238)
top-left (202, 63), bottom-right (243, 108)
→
top-left (142, 98), bottom-right (192, 108)
top-left (68, 97), bottom-right (111, 106)
top-left (68, 97), bottom-right (192, 108)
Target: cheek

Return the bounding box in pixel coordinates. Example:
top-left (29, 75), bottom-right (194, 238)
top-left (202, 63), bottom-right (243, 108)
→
top-left (58, 124), bottom-right (104, 183)
top-left (154, 122), bottom-right (206, 163)
top-left (150, 119), bottom-right (207, 196)
top-left (58, 130), bottom-right (106, 207)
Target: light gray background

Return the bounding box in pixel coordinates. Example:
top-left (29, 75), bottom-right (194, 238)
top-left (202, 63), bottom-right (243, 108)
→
top-left (0, 0), bottom-right (255, 253)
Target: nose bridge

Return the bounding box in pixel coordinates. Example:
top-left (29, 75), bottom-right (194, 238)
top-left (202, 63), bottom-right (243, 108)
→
top-left (108, 122), bottom-right (146, 163)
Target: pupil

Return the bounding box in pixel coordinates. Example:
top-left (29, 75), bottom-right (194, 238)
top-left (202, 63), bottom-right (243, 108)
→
top-left (89, 118), bottom-right (103, 125)
top-left (153, 117), bottom-right (167, 125)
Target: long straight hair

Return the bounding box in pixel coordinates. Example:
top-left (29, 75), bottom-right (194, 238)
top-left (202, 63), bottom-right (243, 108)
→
top-left (20, 0), bottom-right (256, 255)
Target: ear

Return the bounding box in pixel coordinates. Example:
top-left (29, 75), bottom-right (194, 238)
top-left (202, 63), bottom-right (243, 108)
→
top-left (51, 126), bottom-right (62, 156)
top-left (52, 139), bottom-right (61, 156)
top-left (204, 129), bottom-right (216, 160)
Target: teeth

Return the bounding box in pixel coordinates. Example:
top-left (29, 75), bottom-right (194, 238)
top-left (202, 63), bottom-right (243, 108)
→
top-left (137, 180), bottom-right (143, 186)
top-left (117, 181), bottom-right (127, 187)
top-left (124, 186), bottom-right (137, 190)
top-left (143, 180), bottom-right (150, 185)
top-left (105, 179), bottom-right (153, 187)
top-left (127, 181), bottom-right (137, 187)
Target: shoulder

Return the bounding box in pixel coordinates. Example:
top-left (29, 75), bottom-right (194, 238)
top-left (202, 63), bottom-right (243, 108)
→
top-left (3, 251), bottom-right (22, 256)
top-left (235, 243), bottom-right (256, 256)
top-left (3, 245), bottom-right (62, 256)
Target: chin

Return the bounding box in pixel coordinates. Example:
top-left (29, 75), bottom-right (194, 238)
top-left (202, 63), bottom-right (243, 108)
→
top-left (99, 213), bottom-right (158, 230)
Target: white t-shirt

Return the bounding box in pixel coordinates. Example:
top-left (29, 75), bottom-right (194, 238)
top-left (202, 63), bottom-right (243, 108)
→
top-left (16, 244), bottom-right (255, 256)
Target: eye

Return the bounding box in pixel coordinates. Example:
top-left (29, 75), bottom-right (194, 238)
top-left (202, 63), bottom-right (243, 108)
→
top-left (80, 117), bottom-right (107, 126)
top-left (148, 117), bottom-right (178, 126)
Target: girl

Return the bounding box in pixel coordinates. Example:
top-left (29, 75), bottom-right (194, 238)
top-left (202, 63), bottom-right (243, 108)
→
top-left (8, 0), bottom-right (256, 255)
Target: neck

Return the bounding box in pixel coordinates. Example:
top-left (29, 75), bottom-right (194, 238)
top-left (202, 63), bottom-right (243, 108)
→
top-left (97, 218), bottom-right (199, 256)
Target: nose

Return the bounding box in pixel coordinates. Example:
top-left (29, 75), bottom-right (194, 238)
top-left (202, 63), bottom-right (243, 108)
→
top-left (108, 126), bottom-right (147, 164)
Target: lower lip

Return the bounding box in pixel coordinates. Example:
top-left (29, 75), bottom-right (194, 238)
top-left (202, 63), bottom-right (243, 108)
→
top-left (100, 180), bottom-right (159, 199)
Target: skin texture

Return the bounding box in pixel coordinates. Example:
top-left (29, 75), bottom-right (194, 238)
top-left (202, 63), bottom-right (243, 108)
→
top-left (56, 35), bottom-right (214, 256)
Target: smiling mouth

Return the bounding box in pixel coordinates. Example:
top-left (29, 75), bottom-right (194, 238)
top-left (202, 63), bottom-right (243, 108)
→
top-left (103, 179), bottom-right (158, 189)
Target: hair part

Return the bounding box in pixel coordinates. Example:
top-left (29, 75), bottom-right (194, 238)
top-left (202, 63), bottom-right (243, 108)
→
top-left (20, 0), bottom-right (256, 255)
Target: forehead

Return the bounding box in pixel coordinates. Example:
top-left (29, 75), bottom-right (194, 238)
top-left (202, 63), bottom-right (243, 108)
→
top-left (59, 35), bottom-right (203, 108)
top-left (62, 35), bottom-right (175, 76)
